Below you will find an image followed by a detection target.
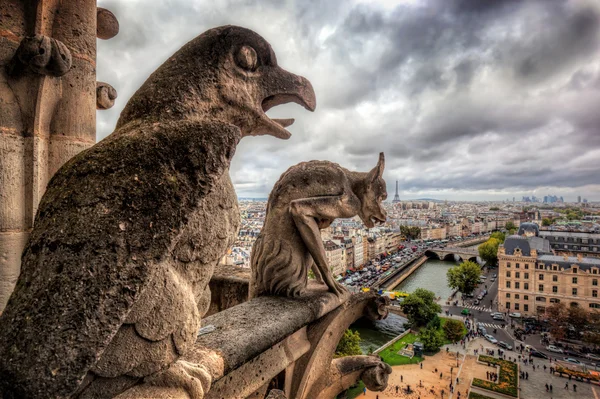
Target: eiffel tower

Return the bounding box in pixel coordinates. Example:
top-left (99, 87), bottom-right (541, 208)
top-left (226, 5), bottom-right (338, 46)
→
top-left (393, 180), bottom-right (400, 203)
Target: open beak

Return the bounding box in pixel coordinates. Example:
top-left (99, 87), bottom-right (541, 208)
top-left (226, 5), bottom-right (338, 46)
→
top-left (256, 66), bottom-right (317, 139)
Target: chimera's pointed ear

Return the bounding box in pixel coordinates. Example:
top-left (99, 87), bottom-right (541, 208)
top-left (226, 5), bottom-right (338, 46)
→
top-left (368, 152), bottom-right (385, 182)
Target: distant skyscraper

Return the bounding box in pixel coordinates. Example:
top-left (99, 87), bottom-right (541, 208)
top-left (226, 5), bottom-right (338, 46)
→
top-left (578, 195), bottom-right (581, 203)
top-left (393, 180), bottom-right (400, 203)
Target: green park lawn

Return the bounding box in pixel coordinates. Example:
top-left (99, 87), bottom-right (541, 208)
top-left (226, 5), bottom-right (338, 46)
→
top-left (378, 332), bottom-right (423, 366)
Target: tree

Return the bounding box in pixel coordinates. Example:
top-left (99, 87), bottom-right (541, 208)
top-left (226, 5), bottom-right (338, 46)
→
top-left (478, 238), bottom-right (500, 265)
top-left (489, 207), bottom-right (500, 211)
top-left (400, 288), bottom-right (442, 327)
top-left (490, 231), bottom-right (506, 243)
top-left (546, 302), bottom-right (568, 340)
top-left (443, 319), bottom-right (465, 342)
top-left (420, 327), bottom-right (444, 352)
top-left (568, 305), bottom-right (588, 331)
top-left (542, 218), bottom-right (553, 227)
top-left (400, 225), bottom-right (421, 240)
top-left (447, 261), bottom-right (482, 295)
top-left (505, 221), bottom-right (516, 234)
top-left (335, 329), bottom-right (363, 358)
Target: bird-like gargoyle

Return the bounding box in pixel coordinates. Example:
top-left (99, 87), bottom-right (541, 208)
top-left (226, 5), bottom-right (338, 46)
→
top-left (250, 153), bottom-right (387, 298)
top-left (0, 26), bottom-right (315, 399)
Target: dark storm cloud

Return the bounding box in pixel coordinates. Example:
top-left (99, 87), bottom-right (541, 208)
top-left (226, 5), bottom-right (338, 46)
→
top-left (97, 0), bottom-right (600, 200)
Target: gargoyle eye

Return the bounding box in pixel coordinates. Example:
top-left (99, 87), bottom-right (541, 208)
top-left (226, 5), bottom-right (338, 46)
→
top-left (235, 45), bottom-right (258, 71)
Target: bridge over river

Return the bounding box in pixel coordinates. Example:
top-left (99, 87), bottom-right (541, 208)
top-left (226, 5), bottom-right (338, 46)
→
top-left (424, 247), bottom-right (480, 263)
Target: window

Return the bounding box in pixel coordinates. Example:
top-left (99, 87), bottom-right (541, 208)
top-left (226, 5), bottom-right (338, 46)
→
top-left (536, 296), bottom-right (546, 302)
top-left (506, 293), bottom-right (511, 298)
top-left (594, 279), bottom-right (598, 286)
top-left (524, 295), bottom-right (529, 300)
top-left (525, 264), bottom-right (529, 269)
top-left (506, 302), bottom-right (511, 309)
top-left (524, 273), bottom-right (529, 279)
top-left (516, 263), bottom-right (520, 269)
top-left (516, 272), bottom-right (520, 279)
top-left (590, 303), bottom-right (600, 309)
top-left (539, 284), bottom-right (544, 292)
top-left (515, 294), bottom-right (520, 299)
top-left (553, 265), bottom-right (558, 271)
top-left (515, 282), bottom-right (520, 289)
top-left (507, 262), bottom-right (511, 268)
top-left (573, 277), bottom-right (578, 284)
top-left (553, 275), bottom-right (558, 282)
top-left (552, 286), bottom-right (558, 293)
top-left (506, 281), bottom-right (511, 288)
top-left (594, 269), bottom-right (598, 275)
top-left (524, 283), bottom-right (529, 290)
top-left (572, 288), bottom-right (578, 296)
top-left (573, 268), bottom-right (578, 273)
top-left (515, 303), bottom-right (520, 310)
top-left (550, 298), bottom-right (560, 303)
top-left (594, 290), bottom-right (598, 298)
top-left (524, 304), bottom-right (529, 312)
top-left (506, 271), bottom-right (511, 278)
top-left (539, 274), bottom-right (544, 281)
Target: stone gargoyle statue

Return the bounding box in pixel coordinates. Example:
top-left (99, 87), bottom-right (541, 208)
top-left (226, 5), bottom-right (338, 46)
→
top-left (0, 26), bottom-right (315, 399)
top-left (250, 153), bottom-right (387, 298)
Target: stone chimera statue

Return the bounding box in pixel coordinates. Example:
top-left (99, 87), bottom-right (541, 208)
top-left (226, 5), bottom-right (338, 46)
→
top-left (0, 25), bottom-right (316, 399)
top-left (250, 153), bottom-right (387, 298)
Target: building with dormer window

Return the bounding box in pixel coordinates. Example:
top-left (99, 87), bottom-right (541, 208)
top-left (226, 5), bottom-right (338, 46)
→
top-left (498, 222), bottom-right (600, 316)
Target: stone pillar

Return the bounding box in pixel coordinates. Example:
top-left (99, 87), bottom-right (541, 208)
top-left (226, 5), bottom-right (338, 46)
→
top-left (0, 0), bottom-right (118, 311)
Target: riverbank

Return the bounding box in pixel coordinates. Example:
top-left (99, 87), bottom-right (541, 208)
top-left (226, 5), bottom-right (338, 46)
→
top-left (380, 256), bottom-right (427, 290)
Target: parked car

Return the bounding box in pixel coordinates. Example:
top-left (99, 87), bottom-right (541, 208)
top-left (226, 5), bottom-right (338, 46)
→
top-left (498, 341), bottom-right (513, 350)
top-left (474, 299), bottom-right (480, 305)
top-left (461, 308), bottom-right (471, 315)
top-left (477, 295), bottom-right (483, 300)
top-left (529, 350), bottom-right (549, 359)
top-left (509, 312), bottom-right (522, 318)
top-left (492, 274), bottom-right (497, 278)
top-left (586, 353), bottom-right (600, 361)
top-left (485, 334), bottom-right (498, 344)
top-left (492, 314), bottom-right (505, 321)
top-left (490, 312), bottom-right (503, 317)
top-left (547, 345), bottom-right (564, 354)
top-left (563, 358), bottom-right (582, 365)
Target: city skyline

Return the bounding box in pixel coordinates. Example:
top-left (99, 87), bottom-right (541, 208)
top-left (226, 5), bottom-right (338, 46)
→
top-left (97, 0), bottom-right (600, 201)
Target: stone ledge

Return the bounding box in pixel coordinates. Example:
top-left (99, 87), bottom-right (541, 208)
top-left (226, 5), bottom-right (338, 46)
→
top-left (197, 283), bottom-right (350, 375)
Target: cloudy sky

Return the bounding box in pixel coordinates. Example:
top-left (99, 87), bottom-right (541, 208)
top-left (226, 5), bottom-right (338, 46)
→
top-left (97, 0), bottom-right (600, 201)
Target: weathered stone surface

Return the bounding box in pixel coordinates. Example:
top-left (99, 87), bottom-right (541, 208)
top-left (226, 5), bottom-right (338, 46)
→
top-left (0, 25), bottom-right (315, 399)
top-left (97, 7), bottom-right (119, 40)
top-left (250, 153), bottom-right (387, 298)
top-left (96, 81), bottom-right (118, 109)
top-left (9, 35), bottom-right (72, 77)
top-left (0, 0), bottom-right (98, 313)
top-left (266, 389), bottom-right (287, 399)
top-left (206, 265), bottom-right (251, 316)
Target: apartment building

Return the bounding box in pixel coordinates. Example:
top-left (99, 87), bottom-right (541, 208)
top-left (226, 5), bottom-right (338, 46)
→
top-left (498, 224), bottom-right (600, 316)
top-left (324, 240), bottom-right (344, 276)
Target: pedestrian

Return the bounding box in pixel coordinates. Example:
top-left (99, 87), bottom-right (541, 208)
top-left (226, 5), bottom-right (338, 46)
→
top-left (456, 377), bottom-right (459, 384)
top-left (525, 372), bottom-right (528, 380)
top-left (573, 384), bottom-right (577, 392)
top-left (544, 365), bottom-right (547, 371)
top-left (420, 362), bottom-right (423, 369)
top-left (440, 372), bottom-right (443, 379)
top-left (376, 395), bottom-right (379, 399)
top-left (545, 383), bottom-right (549, 392)
top-left (550, 384), bottom-right (553, 392)
top-left (565, 382), bottom-right (569, 390)
top-left (395, 385), bottom-right (398, 394)
top-left (401, 375), bottom-right (403, 383)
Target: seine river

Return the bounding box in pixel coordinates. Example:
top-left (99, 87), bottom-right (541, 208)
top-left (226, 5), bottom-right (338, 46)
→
top-left (351, 258), bottom-right (462, 353)
top-left (393, 258), bottom-right (460, 299)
